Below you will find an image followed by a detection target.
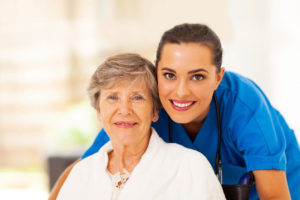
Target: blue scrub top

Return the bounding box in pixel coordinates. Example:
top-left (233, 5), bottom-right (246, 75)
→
top-left (82, 71), bottom-right (300, 200)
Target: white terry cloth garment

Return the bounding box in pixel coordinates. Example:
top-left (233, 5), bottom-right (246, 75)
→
top-left (57, 128), bottom-right (225, 200)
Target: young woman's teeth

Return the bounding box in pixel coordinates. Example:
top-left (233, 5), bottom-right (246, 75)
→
top-left (173, 101), bottom-right (193, 107)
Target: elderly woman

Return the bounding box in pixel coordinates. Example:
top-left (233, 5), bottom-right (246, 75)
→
top-left (57, 53), bottom-right (225, 200)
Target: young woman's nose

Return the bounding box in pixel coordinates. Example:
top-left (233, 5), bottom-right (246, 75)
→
top-left (175, 80), bottom-right (190, 98)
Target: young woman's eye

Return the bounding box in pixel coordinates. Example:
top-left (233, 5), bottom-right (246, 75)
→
top-left (164, 73), bottom-right (176, 80)
top-left (191, 74), bottom-right (204, 81)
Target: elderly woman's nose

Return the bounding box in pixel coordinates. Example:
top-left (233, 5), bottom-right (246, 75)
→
top-left (117, 99), bottom-right (133, 115)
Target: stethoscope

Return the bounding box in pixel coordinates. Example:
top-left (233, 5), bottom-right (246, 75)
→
top-left (168, 93), bottom-right (254, 185)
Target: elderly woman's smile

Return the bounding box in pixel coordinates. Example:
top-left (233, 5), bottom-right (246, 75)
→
top-left (114, 121), bottom-right (137, 128)
top-left (98, 78), bottom-right (158, 147)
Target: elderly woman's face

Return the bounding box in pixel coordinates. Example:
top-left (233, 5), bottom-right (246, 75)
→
top-left (98, 78), bottom-right (158, 146)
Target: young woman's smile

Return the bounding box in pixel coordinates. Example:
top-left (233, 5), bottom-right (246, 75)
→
top-left (170, 99), bottom-right (196, 111)
top-left (157, 43), bottom-right (224, 128)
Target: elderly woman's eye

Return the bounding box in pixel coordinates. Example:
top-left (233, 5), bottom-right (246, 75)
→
top-left (107, 95), bottom-right (118, 100)
top-left (132, 95), bottom-right (144, 101)
top-left (164, 73), bottom-right (176, 80)
top-left (191, 74), bottom-right (204, 81)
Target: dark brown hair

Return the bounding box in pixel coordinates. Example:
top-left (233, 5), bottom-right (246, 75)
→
top-left (156, 23), bottom-right (223, 71)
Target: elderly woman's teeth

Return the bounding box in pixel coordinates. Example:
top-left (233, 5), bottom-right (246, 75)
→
top-left (115, 122), bottom-right (136, 126)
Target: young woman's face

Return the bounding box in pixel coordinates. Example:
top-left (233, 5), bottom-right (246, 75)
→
top-left (157, 43), bottom-right (224, 124)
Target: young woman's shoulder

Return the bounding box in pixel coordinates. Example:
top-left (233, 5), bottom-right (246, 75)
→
top-left (215, 71), bottom-right (281, 151)
top-left (217, 71), bottom-right (269, 110)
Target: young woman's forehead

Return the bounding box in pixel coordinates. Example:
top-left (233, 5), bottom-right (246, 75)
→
top-left (162, 43), bottom-right (212, 58)
top-left (158, 43), bottom-right (214, 71)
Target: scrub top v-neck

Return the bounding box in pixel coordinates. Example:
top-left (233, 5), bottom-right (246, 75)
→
top-left (155, 102), bottom-right (219, 170)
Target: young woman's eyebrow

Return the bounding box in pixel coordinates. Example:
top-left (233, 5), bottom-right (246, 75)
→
top-left (160, 67), bottom-right (176, 73)
top-left (188, 68), bottom-right (208, 74)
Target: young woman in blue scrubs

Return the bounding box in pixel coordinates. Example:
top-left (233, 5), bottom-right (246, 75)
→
top-left (49, 24), bottom-right (300, 200)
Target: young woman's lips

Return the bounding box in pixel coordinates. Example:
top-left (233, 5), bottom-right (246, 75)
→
top-left (169, 99), bottom-right (196, 111)
top-left (114, 121), bottom-right (137, 128)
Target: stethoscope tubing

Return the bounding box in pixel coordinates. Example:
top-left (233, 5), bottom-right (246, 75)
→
top-left (168, 93), bottom-right (223, 183)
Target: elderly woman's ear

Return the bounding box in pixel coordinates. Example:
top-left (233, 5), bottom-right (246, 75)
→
top-left (96, 95), bottom-right (102, 121)
top-left (152, 112), bottom-right (159, 123)
top-left (97, 110), bottom-right (102, 122)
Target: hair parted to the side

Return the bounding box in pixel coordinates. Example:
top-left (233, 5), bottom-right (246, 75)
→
top-left (156, 23), bottom-right (223, 72)
top-left (87, 53), bottom-right (161, 114)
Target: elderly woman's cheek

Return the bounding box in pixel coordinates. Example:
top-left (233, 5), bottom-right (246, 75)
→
top-left (97, 101), bottom-right (116, 123)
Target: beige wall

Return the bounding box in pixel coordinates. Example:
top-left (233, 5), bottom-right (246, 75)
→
top-left (1, 0), bottom-right (299, 170)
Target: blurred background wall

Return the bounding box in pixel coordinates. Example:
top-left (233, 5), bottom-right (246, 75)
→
top-left (0, 0), bottom-right (299, 199)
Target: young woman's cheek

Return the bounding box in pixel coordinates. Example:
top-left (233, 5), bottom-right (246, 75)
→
top-left (190, 82), bottom-right (211, 99)
top-left (159, 80), bottom-right (177, 98)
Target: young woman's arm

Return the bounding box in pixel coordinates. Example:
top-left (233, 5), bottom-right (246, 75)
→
top-left (48, 159), bottom-right (81, 200)
top-left (253, 169), bottom-right (291, 200)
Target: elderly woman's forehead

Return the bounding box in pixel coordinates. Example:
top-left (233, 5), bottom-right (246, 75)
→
top-left (104, 76), bottom-right (150, 90)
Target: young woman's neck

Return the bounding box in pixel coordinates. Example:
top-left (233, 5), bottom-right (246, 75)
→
top-left (182, 105), bottom-right (210, 141)
top-left (183, 120), bottom-right (204, 141)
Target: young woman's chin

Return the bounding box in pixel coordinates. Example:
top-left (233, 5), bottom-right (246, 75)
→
top-left (164, 101), bottom-right (211, 125)
top-left (169, 115), bottom-right (192, 124)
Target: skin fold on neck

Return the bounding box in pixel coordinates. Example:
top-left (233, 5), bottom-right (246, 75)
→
top-left (107, 131), bottom-right (151, 174)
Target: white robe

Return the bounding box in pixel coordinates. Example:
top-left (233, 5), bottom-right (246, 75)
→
top-left (57, 128), bottom-right (225, 200)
